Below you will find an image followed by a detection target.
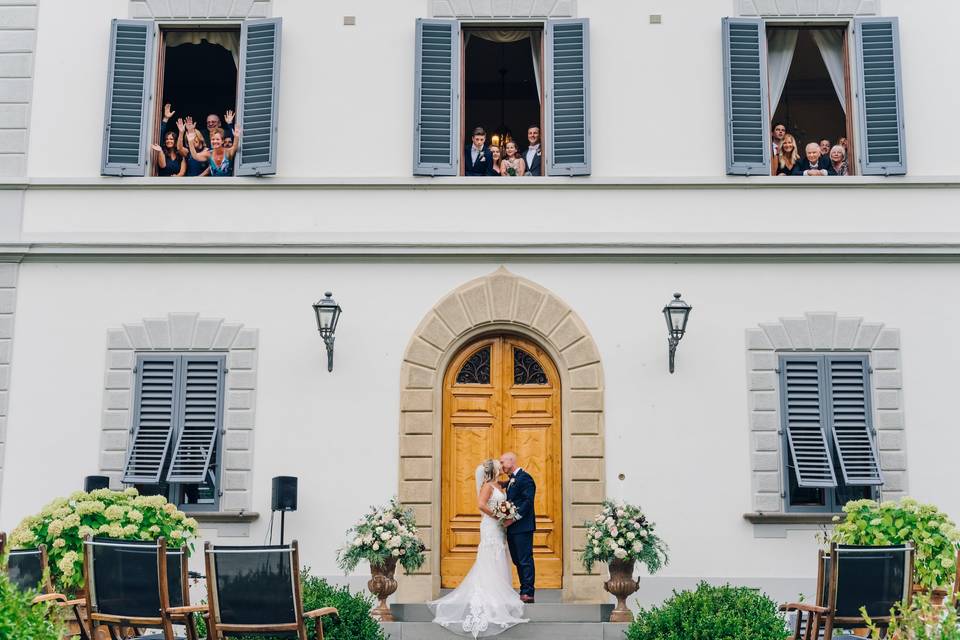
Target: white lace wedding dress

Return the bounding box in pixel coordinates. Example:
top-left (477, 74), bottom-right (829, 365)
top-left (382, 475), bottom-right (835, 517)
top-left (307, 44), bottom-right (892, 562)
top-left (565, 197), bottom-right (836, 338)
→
top-left (428, 486), bottom-right (528, 637)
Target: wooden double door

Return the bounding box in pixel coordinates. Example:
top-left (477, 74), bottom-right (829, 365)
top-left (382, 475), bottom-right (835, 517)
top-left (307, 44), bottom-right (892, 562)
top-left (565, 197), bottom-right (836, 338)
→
top-left (440, 335), bottom-right (563, 589)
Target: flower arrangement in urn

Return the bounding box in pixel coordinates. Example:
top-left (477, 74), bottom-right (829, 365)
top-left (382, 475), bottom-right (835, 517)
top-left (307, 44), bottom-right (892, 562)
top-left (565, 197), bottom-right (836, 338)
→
top-left (580, 500), bottom-right (669, 623)
top-left (8, 488), bottom-right (199, 594)
top-left (337, 497), bottom-right (425, 621)
top-left (831, 498), bottom-right (960, 597)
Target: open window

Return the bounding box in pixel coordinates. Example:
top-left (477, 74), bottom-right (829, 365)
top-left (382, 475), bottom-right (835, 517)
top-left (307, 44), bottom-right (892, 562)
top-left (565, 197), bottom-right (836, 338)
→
top-left (101, 18), bottom-right (282, 177)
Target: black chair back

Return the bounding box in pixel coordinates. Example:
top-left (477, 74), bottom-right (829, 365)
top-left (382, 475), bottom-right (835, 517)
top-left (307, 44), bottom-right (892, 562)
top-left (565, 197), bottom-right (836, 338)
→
top-left (87, 538), bottom-right (185, 619)
top-left (208, 544), bottom-right (298, 630)
top-left (8, 548), bottom-right (45, 592)
top-left (832, 544), bottom-right (912, 620)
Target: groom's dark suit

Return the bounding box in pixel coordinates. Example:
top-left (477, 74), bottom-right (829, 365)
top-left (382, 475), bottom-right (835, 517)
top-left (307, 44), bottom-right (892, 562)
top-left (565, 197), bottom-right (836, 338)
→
top-left (505, 468), bottom-right (536, 598)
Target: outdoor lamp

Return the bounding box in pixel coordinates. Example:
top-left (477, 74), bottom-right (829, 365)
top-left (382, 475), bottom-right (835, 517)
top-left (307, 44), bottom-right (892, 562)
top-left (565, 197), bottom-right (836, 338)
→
top-left (662, 292), bottom-right (692, 374)
top-left (312, 292), bottom-right (342, 372)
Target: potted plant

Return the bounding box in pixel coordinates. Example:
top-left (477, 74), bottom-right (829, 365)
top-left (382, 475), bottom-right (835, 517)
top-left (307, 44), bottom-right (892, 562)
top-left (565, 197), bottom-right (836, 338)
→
top-left (862, 593), bottom-right (960, 640)
top-left (580, 500), bottom-right (669, 623)
top-left (336, 497), bottom-right (425, 622)
top-left (832, 498), bottom-right (960, 604)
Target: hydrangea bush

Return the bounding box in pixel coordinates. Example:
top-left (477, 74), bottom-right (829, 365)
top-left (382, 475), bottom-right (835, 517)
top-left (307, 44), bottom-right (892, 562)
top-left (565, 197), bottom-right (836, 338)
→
top-left (9, 488), bottom-right (199, 594)
top-left (580, 500), bottom-right (669, 574)
top-left (831, 498), bottom-right (960, 590)
top-left (336, 498), bottom-right (425, 574)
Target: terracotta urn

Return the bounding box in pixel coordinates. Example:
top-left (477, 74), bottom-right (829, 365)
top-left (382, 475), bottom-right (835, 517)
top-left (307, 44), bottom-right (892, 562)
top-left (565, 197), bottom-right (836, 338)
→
top-left (368, 557), bottom-right (399, 622)
top-left (605, 559), bottom-right (639, 623)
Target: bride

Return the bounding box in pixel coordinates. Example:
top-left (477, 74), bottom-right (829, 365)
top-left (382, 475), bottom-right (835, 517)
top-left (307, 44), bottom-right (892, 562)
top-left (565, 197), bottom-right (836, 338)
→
top-left (428, 459), bottom-right (529, 637)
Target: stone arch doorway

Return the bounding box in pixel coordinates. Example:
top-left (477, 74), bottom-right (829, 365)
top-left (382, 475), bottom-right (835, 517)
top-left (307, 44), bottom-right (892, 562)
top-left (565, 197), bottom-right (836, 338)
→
top-left (398, 267), bottom-right (606, 603)
top-left (440, 334), bottom-right (563, 589)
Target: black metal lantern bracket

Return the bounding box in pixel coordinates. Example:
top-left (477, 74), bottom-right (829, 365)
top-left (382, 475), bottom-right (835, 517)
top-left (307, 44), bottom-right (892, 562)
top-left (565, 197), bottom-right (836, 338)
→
top-left (663, 292), bottom-right (692, 374)
top-left (312, 292), bottom-right (342, 373)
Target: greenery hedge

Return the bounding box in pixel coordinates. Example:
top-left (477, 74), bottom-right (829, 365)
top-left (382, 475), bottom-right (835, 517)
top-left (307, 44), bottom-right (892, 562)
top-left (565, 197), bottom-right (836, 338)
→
top-left (626, 582), bottom-right (788, 640)
top-left (0, 572), bottom-right (63, 640)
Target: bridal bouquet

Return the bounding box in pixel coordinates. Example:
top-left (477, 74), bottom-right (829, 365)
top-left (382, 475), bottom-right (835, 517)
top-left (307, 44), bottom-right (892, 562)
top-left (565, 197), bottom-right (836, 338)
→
top-left (579, 500), bottom-right (668, 574)
top-left (337, 497), bottom-right (426, 574)
top-left (494, 500), bottom-right (520, 524)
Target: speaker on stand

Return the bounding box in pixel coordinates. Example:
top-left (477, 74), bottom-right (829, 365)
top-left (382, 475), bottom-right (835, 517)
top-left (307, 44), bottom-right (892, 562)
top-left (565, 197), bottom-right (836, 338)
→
top-left (271, 476), bottom-right (298, 544)
top-left (84, 475), bottom-right (111, 492)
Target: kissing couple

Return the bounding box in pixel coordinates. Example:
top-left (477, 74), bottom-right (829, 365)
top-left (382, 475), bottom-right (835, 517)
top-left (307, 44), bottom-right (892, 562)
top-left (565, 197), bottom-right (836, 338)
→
top-left (429, 452), bottom-right (536, 638)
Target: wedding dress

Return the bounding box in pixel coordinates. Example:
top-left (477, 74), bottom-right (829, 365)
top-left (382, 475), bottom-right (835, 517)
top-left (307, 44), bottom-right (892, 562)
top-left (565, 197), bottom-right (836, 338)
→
top-left (429, 483), bottom-right (528, 637)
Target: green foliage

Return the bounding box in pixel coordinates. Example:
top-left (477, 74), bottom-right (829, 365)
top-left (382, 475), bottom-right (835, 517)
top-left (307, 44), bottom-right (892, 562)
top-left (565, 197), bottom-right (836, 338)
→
top-left (580, 500), bottom-right (668, 575)
top-left (0, 572), bottom-right (64, 640)
top-left (831, 497), bottom-right (960, 590)
top-left (626, 582), bottom-right (789, 640)
top-left (337, 497), bottom-right (426, 574)
top-left (863, 593), bottom-right (960, 640)
top-left (10, 488), bottom-right (200, 594)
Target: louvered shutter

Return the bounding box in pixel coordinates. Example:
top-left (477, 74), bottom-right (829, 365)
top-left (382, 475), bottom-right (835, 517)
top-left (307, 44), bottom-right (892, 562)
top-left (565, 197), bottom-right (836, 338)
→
top-left (721, 18), bottom-right (770, 176)
top-left (826, 356), bottom-right (883, 486)
top-left (854, 17), bottom-right (906, 175)
top-left (166, 355), bottom-right (225, 483)
top-left (123, 355), bottom-right (180, 484)
top-left (101, 19), bottom-right (155, 177)
top-left (236, 18), bottom-right (282, 176)
top-left (545, 18), bottom-right (591, 176)
top-left (413, 19), bottom-right (459, 176)
top-left (779, 357), bottom-right (838, 488)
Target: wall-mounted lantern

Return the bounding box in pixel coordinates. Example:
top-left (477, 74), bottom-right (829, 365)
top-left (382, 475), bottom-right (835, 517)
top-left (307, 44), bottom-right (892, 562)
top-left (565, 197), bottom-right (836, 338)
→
top-left (662, 292), bottom-right (692, 374)
top-left (312, 292), bottom-right (342, 372)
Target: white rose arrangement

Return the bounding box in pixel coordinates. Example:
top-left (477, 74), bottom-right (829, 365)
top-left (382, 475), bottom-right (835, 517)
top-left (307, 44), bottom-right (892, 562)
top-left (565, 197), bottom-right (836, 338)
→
top-left (579, 500), bottom-right (668, 575)
top-left (336, 497), bottom-right (426, 574)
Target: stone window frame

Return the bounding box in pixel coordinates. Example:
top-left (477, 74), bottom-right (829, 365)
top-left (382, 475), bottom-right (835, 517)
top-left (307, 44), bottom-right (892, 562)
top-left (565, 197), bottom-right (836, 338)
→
top-left (99, 313), bottom-right (258, 534)
top-left (130, 0), bottom-right (272, 19)
top-left (430, 0), bottom-right (576, 19)
top-left (746, 313), bottom-right (907, 517)
top-left (735, 0), bottom-right (879, 17)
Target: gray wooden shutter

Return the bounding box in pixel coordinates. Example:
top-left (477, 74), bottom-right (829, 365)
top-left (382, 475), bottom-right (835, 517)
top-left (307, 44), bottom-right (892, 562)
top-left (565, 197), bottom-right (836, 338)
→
top-left (780, 356), bottom-right (838, 488)
top-left (721, 17), bottom-right (770, 176)
top-left (101, 19), bottom-right (154, 177)
top-left (413, 19), bottom-right (459, 176)
top-left (545, 18), bottom-right (591, 176)
top-left (236, 18), bottom-right (282, 176)
top-left (123, 355), bottom-right (180, 484)
top-left (166, 355), bottom-right (225, 483)
top-left (826, 356), bottom-right (883, 486)
top-left (854, 17), bottom-right (906, 176)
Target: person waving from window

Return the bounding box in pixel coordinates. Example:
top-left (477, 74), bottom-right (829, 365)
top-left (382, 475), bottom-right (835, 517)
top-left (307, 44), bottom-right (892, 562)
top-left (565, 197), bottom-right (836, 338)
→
top-left (152, 129), bottom-right (186, 177)
top-left (187, 125), bottom-right (241, 177)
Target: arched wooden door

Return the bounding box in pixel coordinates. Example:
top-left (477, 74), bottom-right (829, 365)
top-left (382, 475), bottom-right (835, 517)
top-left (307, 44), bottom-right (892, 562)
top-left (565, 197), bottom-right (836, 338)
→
top-left (440, 335), bottom-right (563, 589)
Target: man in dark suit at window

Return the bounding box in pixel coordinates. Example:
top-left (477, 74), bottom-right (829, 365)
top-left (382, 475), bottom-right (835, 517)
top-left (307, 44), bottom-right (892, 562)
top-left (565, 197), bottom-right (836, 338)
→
top-left (464, 126), bottom-right (493, 176)
top-left (523, 125), bottom-right (543, 176)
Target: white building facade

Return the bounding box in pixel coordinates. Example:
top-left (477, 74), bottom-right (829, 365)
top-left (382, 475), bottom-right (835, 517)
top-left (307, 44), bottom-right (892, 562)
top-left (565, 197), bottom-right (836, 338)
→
top-left (0, 0), bottom-right (957, 607)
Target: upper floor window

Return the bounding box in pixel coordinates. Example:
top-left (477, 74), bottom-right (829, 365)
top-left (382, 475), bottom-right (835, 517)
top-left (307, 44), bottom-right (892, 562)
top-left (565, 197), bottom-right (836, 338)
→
top-left (413, 19), bottom-right (590, 177)
top-left (778, 354), bottom-right (882, 513)
top-left (122, 353), bottom-right (226, 511)
top-left (101, 18), bottom-right (281, 178)
top-left (722, 17), bottom-right (905, 177)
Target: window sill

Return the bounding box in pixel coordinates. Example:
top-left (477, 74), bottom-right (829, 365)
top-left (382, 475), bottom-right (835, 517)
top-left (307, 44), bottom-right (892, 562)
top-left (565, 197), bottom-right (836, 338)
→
top-left (188, 511), bottom-right (259, 523)
top-left (743, 512), bottom-right (846, 525)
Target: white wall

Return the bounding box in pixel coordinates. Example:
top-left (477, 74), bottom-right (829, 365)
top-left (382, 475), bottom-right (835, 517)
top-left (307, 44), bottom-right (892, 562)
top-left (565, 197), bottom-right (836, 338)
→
top-left (24, 0), bottom-right (960, 178)
top-left (2, 260), bottom-right (958, 595)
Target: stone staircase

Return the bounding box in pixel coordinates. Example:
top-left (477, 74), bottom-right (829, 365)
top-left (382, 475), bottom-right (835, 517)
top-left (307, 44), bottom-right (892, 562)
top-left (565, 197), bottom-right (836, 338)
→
top-left (380, 590), bottom-right (630, 640)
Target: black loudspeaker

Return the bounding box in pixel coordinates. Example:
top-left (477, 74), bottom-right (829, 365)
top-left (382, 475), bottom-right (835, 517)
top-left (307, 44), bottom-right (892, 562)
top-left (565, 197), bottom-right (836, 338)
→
top-left (271, 476), bottom-right (298, 512)
top-left (84, 475), bottom-right (110, 492)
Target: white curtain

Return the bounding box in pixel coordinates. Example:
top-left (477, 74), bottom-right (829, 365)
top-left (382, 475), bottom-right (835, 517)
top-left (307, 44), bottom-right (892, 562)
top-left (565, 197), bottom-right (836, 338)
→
top-left (767, 29), bottom-right (798, 112)
top-left (465, 30), bottom-right (542, 104)
top-left (811, 29), bottom-right (847, 113)
top-left (165, 31), bottom-right (240, 67)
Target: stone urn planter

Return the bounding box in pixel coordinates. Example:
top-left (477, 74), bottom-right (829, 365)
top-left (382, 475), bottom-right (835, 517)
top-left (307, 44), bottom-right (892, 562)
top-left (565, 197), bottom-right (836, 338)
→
top-left (368, 557), bottom-right (398, 622)
top-left (605, 559), bottom-right (639, 623)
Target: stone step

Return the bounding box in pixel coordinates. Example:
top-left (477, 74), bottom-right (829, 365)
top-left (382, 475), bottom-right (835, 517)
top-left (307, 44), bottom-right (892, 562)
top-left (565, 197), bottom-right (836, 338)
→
top-left (381, 621), bottom-right (629, 640)
top-left (436, 588), bottom-right (564, 603)
top-left (391, 602), bottom-right (614, 623)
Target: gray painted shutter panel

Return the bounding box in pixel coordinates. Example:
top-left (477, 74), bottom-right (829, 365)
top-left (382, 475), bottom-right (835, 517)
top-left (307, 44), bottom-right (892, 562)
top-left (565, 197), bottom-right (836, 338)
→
top-left (236, 18), bottom-right (282, 176)
top-left (780, 356), bottom-right (838, 488)
top-left (123, 355), bottom-right (180, 484)
top-left (166, 355), bottom-right (225, 483)
top-left (545, 18), bottom-right (591, 176)
top-left (413, 19), bottom-right (459, 176)
top-left (722, 17), bottom-right (770, 176)
top-left (101, 19), bottom-right (154, 177)
top-left (854, 17), bottom-right (906, 176)
top-left (826, 356), bottom-right (883, 486)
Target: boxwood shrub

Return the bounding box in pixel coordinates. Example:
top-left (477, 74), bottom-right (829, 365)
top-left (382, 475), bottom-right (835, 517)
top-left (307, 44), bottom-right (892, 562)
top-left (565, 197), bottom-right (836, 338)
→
top-left (0, 572), bottom-right (63, 640)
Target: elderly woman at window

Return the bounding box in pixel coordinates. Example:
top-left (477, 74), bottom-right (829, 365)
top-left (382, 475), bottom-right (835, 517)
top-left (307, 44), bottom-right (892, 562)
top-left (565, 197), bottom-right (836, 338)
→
top-left (827, 145), bottom-right (848, 176)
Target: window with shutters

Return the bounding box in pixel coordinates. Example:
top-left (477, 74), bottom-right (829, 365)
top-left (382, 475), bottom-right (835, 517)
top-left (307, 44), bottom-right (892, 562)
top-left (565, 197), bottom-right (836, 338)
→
top-left (123, 353), bottom-right (226, 511)
top-left (778, 354), bottom-right (881, 513)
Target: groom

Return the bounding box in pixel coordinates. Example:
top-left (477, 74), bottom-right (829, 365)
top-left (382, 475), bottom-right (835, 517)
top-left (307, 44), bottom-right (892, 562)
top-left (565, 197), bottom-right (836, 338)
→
top-left (499, 452), bottom-right (536, 603)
